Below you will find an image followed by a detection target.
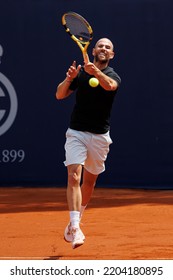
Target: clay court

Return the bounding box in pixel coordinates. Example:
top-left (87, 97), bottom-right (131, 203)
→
top-left (0, 187), bottom-right (173, 260)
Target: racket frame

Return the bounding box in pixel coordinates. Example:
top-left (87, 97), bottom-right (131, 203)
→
top-left (62, 12), bottom-right (93, 63)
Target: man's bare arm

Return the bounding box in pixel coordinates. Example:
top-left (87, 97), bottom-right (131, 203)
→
top-left (56, 61), bottom-right (81, 100)
top-left (84, 62), bottom-right (118, 91)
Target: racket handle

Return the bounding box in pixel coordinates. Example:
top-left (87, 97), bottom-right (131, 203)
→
top-left (83, 53), bottom-right (90, 63)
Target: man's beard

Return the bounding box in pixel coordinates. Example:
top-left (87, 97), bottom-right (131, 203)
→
top-left (95, 54), bottom-right (108, 64)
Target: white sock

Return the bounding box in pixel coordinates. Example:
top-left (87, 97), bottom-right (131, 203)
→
top-left (70, 211), bottom-right (80, 228)
top-left (80, 205), bottom-right (87, 219)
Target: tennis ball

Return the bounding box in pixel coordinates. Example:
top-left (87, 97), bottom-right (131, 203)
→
top-left (89, 77), bottom-right (99, 87)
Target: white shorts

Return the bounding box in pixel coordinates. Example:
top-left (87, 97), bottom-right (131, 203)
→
top-left (64, 128), bottom-right (113, 175)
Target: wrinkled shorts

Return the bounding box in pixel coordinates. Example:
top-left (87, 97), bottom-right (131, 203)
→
top-left (64, 128), bottom-right (113, 175)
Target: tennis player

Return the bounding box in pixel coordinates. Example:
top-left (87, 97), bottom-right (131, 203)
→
top-left (56, 38), bottom-right (121, 249)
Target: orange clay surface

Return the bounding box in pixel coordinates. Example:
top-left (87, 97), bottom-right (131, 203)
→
top-left (0, 187), bottom-right (173, 260)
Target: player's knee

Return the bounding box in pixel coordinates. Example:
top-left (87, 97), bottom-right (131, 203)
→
top-left (68, 171), bottom-right (80, 186)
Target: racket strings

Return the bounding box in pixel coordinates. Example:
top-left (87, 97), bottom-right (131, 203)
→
top-left (65, 15), bottom-right (91, 42)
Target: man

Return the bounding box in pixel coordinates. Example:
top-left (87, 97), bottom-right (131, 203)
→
top-left (56, 38), bottom-right (121, 249)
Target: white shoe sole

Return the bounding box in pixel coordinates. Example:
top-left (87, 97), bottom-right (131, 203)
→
top-left (72, 239), bottom-right (84, 249)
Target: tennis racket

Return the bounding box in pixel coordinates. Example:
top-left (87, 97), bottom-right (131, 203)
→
top-left (62, 12), bottom-right (93, 63)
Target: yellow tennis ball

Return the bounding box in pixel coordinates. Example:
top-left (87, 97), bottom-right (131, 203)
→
top-left (89, 77), bottom-right (99, 87)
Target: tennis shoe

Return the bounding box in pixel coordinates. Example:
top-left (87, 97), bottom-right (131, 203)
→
top-left (71, 227), bottom-right (84, 249)
top-left (64, 222), bottom-right (85, 243)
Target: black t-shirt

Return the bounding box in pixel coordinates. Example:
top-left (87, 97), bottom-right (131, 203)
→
top-left (69, 66), bottom-right (121, 134)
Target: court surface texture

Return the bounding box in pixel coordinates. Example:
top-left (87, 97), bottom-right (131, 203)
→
top-left (0, 187), bottom-right (173, 260)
